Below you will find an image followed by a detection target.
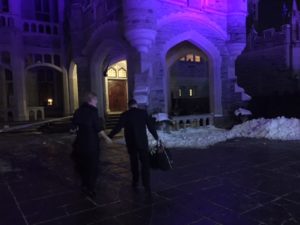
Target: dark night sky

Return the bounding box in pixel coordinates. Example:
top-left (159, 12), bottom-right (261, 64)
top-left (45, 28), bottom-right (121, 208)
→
top-left (258, 0), bottom-right (300, 31)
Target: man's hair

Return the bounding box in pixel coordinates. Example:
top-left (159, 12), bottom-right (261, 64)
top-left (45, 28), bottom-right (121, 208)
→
top-left (128, 99), bottom-right (137, 107)
top-left (85, 91), bottom-right (97, 103)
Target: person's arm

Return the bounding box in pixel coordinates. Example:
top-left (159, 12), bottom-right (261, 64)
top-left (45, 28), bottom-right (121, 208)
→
top-left (99, 130), bottom-right (113, 144)
top-left (146, 113), bottom-right (159, 141)
top-left (108, 114), bottom-right (125, 139)
top-left (94, 114), bottom-right (112, 143)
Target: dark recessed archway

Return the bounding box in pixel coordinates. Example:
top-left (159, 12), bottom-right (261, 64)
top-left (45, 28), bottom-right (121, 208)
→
top-left (167, 41), bottom-right (210, 115)
top-left (26, 66), bottom-right (64, 117)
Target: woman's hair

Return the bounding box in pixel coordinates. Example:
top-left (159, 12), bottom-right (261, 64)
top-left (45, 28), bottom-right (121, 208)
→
top-left (85, 91), bottom-right (97, 103)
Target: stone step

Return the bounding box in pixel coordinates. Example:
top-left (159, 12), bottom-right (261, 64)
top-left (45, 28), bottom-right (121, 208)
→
top-left (105, 114), bottom-right (121, 129)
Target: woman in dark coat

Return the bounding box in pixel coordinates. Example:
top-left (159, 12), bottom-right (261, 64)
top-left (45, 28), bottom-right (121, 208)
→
top-left (72, 92), bottom-right (111, 198)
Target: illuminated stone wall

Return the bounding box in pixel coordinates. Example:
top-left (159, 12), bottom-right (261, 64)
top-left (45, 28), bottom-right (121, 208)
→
top-left (237, 1), bottom-right (300, 97)
top-left (70, 0), bottom-right (250, 119)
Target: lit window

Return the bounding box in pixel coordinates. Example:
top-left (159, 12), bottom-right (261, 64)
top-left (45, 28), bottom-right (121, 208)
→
top-left (107, 68), bottom-right (117, 77)
top-left (189, 89), bottom-right (193, 96)
top-left (178, 89), bottom-right (182, 97)
top-left (118, 68), bottom-right (127, 78)
top-left (195, 55), bottom-right (201, 62)
top-left (186, 54), bottom-right (194, 62)
top-left (47, 98), bottom-right (53, 106)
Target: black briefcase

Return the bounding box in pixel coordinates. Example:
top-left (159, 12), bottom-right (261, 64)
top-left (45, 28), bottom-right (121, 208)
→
top-left (149, 141), bottom-right (173, 171)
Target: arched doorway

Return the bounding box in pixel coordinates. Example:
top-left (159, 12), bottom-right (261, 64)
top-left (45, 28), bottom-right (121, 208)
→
top-left (167, 41), bottom-right (210, 116)
top-left (26, 66), bottom-right (64, 118)
top-left (105, 60), bottom-right (128, 114)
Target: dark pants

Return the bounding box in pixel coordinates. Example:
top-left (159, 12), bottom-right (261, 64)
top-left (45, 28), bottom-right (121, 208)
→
top-left (76, 153), bottom-right (99, 191)
top-left (129, 149), bottom-right (150, 190)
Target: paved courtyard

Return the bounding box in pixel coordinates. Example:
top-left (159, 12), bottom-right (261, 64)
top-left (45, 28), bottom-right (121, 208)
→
top-left (1, 131), bottom-right (300, 225)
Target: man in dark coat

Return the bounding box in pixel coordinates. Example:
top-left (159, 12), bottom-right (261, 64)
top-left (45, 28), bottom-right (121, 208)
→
top-left (72, 92), bottom-right (111, 198)
top-left (108, 99), bottom-right (159, 197)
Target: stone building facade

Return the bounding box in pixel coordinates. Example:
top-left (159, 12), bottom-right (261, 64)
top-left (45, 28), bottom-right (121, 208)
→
top-left (0, 0), bottom-right (75, 122)
top-left (237, 0), bottom-right (300, 97)
top-left (0, 0), bottom-right (249, 122)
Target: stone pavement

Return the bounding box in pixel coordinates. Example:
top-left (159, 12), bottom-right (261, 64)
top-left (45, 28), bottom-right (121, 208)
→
top-left (1, 131), bottom-right (300, 225)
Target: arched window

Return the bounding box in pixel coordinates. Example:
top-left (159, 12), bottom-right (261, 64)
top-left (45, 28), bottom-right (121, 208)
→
top-left (34, 54), bottom-right (43, 63)
top-left (31, 24), bottom-right (37, 32)
top-left (35, 0), bottom-right (50, 22)
top-left (54, 55), bottom-right (60, 66)
top-left (118, 68), bottom-right (127, 78)
top-left (24, 23), bottom-right (29, 32)
top-left (45, 25), bottom-right (51, 34)
top-left (53, 26), bottom-right (58, 34)
top-left (44, 54), bottom-right (52, 63)
top-left (0, 16), bottom-right (6, 27)
top-left (1, 51), bottom-right (11, 65)
top-left (0, 0), bottom-right (9, 12)
top-left (38, 24), bottom-right (44, 33)
top-left (107, 68), bottom-right (117, 77)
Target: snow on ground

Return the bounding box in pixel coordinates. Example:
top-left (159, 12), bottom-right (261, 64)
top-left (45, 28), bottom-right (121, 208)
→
top-left (148, 117), bottom-right (300, 149)
top-left (227, 117), bottom-right (300, 140)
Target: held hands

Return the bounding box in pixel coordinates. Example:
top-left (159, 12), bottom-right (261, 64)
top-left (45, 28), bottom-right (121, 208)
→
top-left (99, 131), bottom-right (113, 144)
top-left (104, 136), bottom-right (113, 144)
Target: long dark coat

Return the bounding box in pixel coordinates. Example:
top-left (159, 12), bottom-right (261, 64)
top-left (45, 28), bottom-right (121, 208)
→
top-left (72, 103), bottom-right (103, 159)
top-left (108, 107), bottom-right (158, 152)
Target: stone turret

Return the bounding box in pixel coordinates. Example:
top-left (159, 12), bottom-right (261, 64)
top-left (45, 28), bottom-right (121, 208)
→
top-left (291, 0), bottom-right (300, 41)
top-left (122, 0), bottom-right (158, 53)
top-left (227, 0), bottom-right (247, 57)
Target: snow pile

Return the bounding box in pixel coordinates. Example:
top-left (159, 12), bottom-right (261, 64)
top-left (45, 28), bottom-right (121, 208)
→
top-left (228, 117), bottom-right (300, 140)
top-left (148, 117), bottom-right (300, 149)
top-left (149, 126), bottom-right (229, 149)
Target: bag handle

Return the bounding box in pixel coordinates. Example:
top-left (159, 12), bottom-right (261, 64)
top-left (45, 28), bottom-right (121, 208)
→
top-left (156, 140), bottom-right (164, 153)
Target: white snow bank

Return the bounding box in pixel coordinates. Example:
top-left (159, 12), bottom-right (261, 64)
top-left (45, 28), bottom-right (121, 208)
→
top-left (228, 117), bottom-right (300, 140)
top-left (149, 126), bottom-right (228, 149)
top-left (148, 117), bottom-right (300, 149)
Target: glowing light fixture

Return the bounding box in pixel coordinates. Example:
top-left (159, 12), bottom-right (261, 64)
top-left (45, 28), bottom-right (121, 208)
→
top-left (47, 98), bottom-right (53, 106)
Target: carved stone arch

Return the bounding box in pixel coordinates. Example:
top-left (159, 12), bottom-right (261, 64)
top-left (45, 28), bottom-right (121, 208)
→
top-left (158, 12), bottom-right (228, 40)
top-left (89, 39), bottom-right (130, 117)
top-left (161, 30), bottom-right (223, 116)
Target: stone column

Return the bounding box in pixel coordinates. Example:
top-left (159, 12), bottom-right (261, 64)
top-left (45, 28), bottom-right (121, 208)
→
top-left (62, 68), bottom-right (71, 115)
top-left (68, 62), bottom-right (79, 113)
top-left (133, 54), bottom-right (152, 108)
top-left (75, 58), bottom-right (90, 104)
top-left (10, 0), bottom-right (28, 121)
top-left (123, 0), bottom-right (158, 108)
top-left (227, 0), bottom-right (247, 78)
top-left (225, 0), bottom-right (251, 111)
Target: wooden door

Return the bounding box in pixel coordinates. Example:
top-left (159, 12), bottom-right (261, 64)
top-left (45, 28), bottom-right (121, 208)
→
top-left (108, 79), bottom-right (127, 112)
